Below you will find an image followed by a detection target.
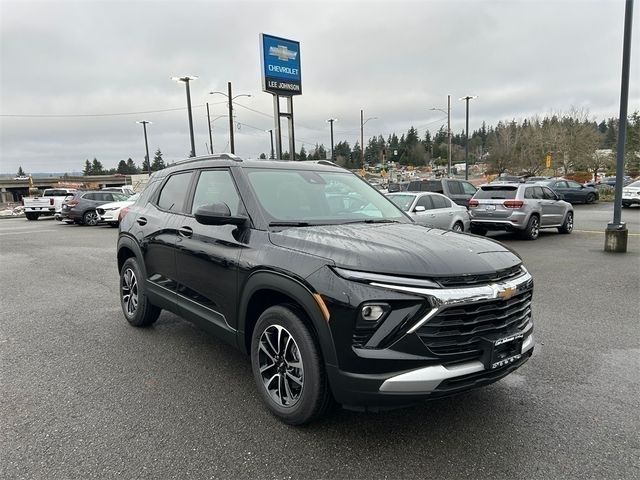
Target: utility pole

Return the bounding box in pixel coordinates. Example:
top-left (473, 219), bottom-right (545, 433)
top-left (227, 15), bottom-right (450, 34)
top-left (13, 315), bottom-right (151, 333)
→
top-left (327, 118), bottom-right (337, 160)
top-left (459, 95), bottom-right (477, 180)
top-left (447, 95), bottom-right (452, 177)
top-left (605, 0), bottom-right (633, 253)
top-left (360, 110), bottom-right (364, 169)
top-left (171, 76), bottom-right (198, 157)
top-left (136, 121), bottom-right (151, 174)
top-left (227, 82), bottom-right (235, 154)
top-left (206, 102), bottom-right (213, 154)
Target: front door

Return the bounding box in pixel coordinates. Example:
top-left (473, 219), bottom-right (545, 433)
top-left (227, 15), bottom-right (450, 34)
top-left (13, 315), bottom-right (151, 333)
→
top-left (174, 168), bottom-right (248, 342)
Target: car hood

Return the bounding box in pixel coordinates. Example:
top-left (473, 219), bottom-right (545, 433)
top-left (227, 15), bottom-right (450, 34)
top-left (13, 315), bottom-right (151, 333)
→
top-left (269, 223), bottom-right (521, 277)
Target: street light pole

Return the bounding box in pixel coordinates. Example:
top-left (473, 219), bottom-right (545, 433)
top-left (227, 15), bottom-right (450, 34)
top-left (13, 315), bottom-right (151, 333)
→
top-left (137, 121), bottom-right (152, 174)
top-left (360, 111), bottom-right (377, 169)
top-left (267, 129), bottom-right (274, 159)
top-left (430, 95), bottom-right (452, 177)
top-left (209, 85), bottom-right (251, 155)
top-left (459, 95), bottom-right (477, 180)
top-left (206, 102), bottom-right (214, 154)
top-left (327, 118), bottom-right (337, 160)
top-left (172, 76), bottom-right (198, 157)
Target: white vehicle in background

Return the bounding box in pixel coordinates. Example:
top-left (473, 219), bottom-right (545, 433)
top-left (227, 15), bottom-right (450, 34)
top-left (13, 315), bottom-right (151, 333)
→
top-left (387, 191), bottom-right (471, 232)
top-left (23, 188), bottom-right (77, 221)
top-left (102, 186), bottom-right (135, 195)
top-left (96, 193), bottom-right (138, 226)
top-left (622, 180), bottom-right (640, 208)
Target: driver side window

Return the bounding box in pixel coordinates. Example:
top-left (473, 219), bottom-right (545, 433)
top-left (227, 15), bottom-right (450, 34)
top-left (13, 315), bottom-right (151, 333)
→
top-left (191, 169), bottom-right (241, 215)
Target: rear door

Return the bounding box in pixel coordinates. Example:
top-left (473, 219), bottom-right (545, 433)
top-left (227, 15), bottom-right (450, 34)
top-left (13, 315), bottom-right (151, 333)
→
top-left (173, 168), bottom-right (247, 341)
top-left (541, 186), bottom-right (565, 224)
top-left (552, 180), bottom-right (571, 201)
top-left (445, 180), bottom-right (466, 206)
top-left (429, 194), bottom-right (455, 229)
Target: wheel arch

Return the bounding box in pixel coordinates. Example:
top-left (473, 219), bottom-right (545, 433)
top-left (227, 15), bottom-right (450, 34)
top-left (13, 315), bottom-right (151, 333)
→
top-left (238, 270), bottom-right (337, 366)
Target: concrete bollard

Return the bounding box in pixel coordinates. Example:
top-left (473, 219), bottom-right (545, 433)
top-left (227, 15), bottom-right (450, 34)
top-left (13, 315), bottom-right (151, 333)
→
top-left (604, 223), bottom-right (628, 253)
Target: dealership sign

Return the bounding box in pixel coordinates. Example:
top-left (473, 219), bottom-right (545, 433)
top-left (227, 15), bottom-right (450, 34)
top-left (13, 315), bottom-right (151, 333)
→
top-left (260, 33), bottom-right (302, 96)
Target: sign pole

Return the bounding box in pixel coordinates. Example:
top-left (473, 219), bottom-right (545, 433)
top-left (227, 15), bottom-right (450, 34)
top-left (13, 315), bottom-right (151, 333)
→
top-left (287, 96), bottom-right (295, 160)
top-left (273, 95), bottom-right (283, 160)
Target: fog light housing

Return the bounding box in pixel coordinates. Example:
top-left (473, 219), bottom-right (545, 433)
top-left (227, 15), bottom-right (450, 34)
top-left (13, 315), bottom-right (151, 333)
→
top-left (361, 303), bottom-right (389, 322)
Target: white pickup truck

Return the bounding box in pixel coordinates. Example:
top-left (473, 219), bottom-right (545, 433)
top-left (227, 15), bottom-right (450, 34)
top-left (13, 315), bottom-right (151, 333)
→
top-left (23, 188), bottom-right (77, 220)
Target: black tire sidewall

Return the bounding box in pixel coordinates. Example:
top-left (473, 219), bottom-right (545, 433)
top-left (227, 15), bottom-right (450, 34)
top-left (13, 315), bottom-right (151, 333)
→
top-left (250, 305), bottom-right (327, 425)
top-left (120, 257), bottom-right (158, 327)
top-left (523, 215), bottom-right (539, 240)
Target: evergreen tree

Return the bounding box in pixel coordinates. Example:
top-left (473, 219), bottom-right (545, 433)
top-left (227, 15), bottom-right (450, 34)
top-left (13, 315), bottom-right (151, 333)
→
top-left (117, 160), bottom-right (128, 174)
top-left (317, 144), bottom-right (327, 160)
top-left (259, 153), bottom-right (267, 159)
top-left (83, 159), bottom-right (92, 176)
top-left (299, 146), bottom-right (307, 161)
top-left (151, 148), bottom-right (165, 172)
top-left (91, 158), bottom-right (104, 175)
top-left (126, 158), bottom-right (138, 174)
top-left (16, 166), bottom-right (26, 176)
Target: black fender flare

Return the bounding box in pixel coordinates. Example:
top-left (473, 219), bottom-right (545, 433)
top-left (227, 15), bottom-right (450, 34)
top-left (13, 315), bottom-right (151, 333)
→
top-left (117, 234), bottom-right (148, 279)
top-left (237, 270), bottom-right (338, 366)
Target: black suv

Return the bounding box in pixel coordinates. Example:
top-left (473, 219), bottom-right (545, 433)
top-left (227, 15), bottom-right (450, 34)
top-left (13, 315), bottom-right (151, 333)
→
top-left (407, 178), bottom-right (477, 207)
top-left (117, 155), bottom-right (534, 424)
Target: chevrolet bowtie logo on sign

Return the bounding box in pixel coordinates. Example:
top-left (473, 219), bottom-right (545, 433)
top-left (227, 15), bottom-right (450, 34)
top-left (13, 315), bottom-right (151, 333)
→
top-left (269, 45), bottom-right (297, 62)
top-left (260, 33), bottom-right (302, 96)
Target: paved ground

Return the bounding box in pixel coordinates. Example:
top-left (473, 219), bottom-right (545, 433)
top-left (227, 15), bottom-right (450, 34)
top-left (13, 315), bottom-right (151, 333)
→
top-left (1, 204), bottom-right (639, 480)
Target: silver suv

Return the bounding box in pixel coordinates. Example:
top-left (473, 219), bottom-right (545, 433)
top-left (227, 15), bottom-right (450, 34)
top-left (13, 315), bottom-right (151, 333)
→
top-left (468, 183), bottom-right (574, 240)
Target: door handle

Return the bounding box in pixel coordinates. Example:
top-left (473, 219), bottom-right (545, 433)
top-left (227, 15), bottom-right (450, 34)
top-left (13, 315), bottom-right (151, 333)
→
top-left (136, 217), bottom-right (147, 226)
top-left (179, 226), bottom-right (193, 238)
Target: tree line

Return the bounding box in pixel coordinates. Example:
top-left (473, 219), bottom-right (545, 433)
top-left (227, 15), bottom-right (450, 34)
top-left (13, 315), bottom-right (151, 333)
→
top-left (82, 148), bottom-right (167, 175)
top-left (267, 109), bottom-right (640, 177)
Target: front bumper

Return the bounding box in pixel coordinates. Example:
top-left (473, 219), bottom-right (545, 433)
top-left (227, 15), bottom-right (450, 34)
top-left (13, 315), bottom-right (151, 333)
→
top-left (321, 267), bottom-right (535, 407)
top-left (622, 196), bottom-right (640, 205)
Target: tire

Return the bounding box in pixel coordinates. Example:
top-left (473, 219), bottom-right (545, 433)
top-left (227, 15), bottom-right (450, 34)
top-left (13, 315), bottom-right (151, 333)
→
top-left (586, 193), bottom-right (596, 204)
top-left (558, 211), bottom-right (574, 234)
top-left (520, 215), bottom-right (540, 240)
top-left (452, 221), bottom-right (464, 233)
top-left (83, 210), bottom-right (99, 226)
top-left (251, 305), bottom-right (333, 425)
top-left (119, 257), bottom-right (160, 327)
top-left (622, 203), bottom-right (630, 208)
top-left (25, 213), bottom-right (39, 221)
top-left (470, 225), bottom-right (487, 236)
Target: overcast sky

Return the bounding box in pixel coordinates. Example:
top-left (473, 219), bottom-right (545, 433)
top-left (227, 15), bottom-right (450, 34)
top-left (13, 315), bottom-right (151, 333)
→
top-left (1, 0), bottom-right (638, 173)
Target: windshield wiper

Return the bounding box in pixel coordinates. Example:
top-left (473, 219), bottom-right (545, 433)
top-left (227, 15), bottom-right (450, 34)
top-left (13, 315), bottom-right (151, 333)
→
top-left (269, 221), bottom-right (313, 227)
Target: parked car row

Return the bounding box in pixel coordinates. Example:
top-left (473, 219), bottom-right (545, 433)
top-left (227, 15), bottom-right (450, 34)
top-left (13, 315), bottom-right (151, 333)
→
top-left (58, 190), bottom-right (137, 226)
top-left (622, 180), bottom-right (640, 208)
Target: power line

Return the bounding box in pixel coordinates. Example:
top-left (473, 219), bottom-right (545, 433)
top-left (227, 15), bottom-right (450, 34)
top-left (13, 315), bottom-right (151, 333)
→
top-left (0, 102), bottom-right (227, 118)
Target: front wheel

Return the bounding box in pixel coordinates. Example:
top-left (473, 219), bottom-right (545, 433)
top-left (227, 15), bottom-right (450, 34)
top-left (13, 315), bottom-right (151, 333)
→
top-left (120, 257), bottom-right (160, 327)
top-left (83, 210), bottom-right (99, 226)
top-left (520, 215), bottom-right (540, 240)
top-left (558, 211), bottom-right (574, 234)
top-left (251, 305), bottom-right (333, 425)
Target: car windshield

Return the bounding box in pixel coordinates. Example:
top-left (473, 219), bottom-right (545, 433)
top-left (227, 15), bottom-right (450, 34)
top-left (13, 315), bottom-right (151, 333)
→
top-left (245, 168), bottom-right (409, 225)
top-left (387, 194), bottom-right (416, 211)
top-left (475, 186), bottom-right (518, 199)
top-left (628, 180), bottom-right (640, 188)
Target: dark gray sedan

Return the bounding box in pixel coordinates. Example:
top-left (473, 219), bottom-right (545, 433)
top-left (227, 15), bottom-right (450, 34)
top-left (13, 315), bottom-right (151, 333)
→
top-left (537, 179), bottom-right (599, 204)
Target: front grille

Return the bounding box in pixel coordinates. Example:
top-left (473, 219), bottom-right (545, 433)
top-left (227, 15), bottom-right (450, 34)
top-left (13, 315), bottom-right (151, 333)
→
top-left (435, 265), bottom-right (523, 287)
top-left (417, 290), bottom-right (532, 364)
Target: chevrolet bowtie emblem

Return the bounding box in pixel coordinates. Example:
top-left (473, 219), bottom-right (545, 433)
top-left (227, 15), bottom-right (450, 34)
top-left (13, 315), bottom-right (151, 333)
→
top-left (269, 45), bottom-right (297, 62)
top-left (497, 286), bottom-right (516, 300)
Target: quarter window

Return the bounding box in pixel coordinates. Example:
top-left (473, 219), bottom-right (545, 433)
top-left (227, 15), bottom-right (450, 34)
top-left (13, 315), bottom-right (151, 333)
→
top-left (157, 172), bottom-right (192, 212)
top-left (191, 170), bottom-right (241, 215)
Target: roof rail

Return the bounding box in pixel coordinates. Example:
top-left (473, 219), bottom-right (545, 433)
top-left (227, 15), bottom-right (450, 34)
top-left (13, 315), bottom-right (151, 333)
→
top-left (173, 153), bottom-right (243, 166)
top-left (301, 160), bottom-right (340, 167)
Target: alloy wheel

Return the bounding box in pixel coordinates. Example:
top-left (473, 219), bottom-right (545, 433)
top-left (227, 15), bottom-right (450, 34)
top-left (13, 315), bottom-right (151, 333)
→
top-left (121, 268), bottom-right (138, 316)
top-left (531, 217), bottom-right (539, 238)
top-left (85, 211), bottom-right (99, 226)
top-left (566, 213), bottom-right (574, 232)
top-left (258, 324), bottom-right (304, 407)
top-left (452, 223), bottom-right (463, 232)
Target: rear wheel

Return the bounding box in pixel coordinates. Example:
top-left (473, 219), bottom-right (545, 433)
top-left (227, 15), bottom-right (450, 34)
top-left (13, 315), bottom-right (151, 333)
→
top-left (520, 215), bottom-right (540, 240)
top-left (120, 257), bottom-right (160, 327)
top-left (25, 213), bottom-right (39, 221)
top-left (83, 210), bottom-right (99, 226)
top-left (452, 221), bottom-right (464, 233)
top-left (586, 193), bottom-right (596, 204)
top-left (251, 305), bottom-right (332, 425)
top-left (558, 211), bottom-right (574, 234)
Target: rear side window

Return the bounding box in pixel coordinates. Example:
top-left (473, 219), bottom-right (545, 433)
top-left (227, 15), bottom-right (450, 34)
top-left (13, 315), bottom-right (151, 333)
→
top-left (157, 172), bottom-right (192, 212)
top-left (446, 181), bottom-right (463, 195)
top-left (415, 195), bottom-right (433, 209)
top-left (475, 186), bottom-right (518, 200)
top-left (409, 180), bottom-right (442, 192)
top-left (83, 193), bottom-right (97, 201)
top-left (461, 182), bottom-right (477, 195)
top-left (431, 195), bottom-right (450, 209)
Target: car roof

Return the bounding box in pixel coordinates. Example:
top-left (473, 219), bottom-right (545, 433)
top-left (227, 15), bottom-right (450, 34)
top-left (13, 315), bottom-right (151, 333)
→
top-left (163, 155), bottom-right (345, 174)
top-left (479, 182), bottom-right (523, 188)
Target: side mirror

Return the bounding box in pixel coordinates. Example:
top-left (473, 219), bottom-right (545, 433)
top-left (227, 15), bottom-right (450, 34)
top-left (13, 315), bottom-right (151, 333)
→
top-left (414, 206), bottom-right (426, 212)
top-left (194, 203), bottom-right (247, 226)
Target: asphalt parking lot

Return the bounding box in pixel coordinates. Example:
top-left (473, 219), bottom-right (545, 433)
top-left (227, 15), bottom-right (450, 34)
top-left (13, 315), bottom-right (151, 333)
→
top-left (1, 204), bottom-right (639, 480)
